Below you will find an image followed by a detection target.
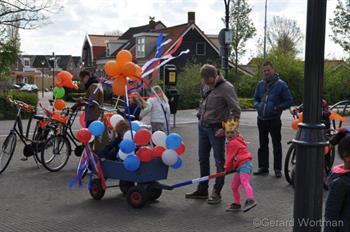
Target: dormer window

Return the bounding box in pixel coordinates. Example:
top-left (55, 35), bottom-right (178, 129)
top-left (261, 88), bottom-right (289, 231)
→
top-left (24, 58), bottom-right (30, 67)
top-left (136, 37), bottom-right (145, 58)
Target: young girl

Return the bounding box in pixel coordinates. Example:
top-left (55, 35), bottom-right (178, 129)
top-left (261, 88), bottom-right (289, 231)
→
top-left (140, 86), bottom-right (170, 133)
top-left (325, 133), bottom-right (350, 232)
top-left (125, 93), bottom-right (148, 121)
top-left (96, 119), bottom-right (130, 160)
top-left (224, 119), bottom-right (257, 212)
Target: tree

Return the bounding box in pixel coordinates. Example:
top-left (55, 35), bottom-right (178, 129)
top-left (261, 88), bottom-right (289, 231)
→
top-left (329, 0), bottom-right (350, 55)
top-left (267, 16), bottom-right (303, 58)
top-left (0, 0), bottom-right (62, 29)
top-left (228, 0), bottom-right (256, 74)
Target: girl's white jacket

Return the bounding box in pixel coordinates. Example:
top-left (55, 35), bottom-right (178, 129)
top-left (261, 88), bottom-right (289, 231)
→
top-left (140, 97), bottom-right (170, 123)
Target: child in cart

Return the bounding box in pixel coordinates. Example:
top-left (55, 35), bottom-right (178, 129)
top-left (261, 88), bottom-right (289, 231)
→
top-left (96, 119), bottom-right (129, 160)
top-left (224, 119), bottom-right (257, 212)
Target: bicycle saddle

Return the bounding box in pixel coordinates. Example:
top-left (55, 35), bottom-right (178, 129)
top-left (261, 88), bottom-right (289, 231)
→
top-left (33, 115), bottom-right (48, 121)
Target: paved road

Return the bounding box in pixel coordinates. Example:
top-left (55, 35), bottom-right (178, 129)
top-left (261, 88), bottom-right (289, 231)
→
top-left (0, 119), bottom-right (339, 232)
top-left (0, 93), bottom-right (346, 231)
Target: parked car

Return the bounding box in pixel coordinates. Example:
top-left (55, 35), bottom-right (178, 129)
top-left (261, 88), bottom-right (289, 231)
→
top-left (13, 83), bottom-right (26, 89)
top-left (20, 84), bottom-right (39, 92)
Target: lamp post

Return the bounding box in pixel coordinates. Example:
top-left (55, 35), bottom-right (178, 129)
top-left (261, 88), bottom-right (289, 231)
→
top-left (223, 0), bottom-right (231, 79)
top-left (263, 0), bottom-right (268, 60)
top-left (49, 52), bottom-right (55, 89)
top-left (41, 60), bottom-right (45, 98)
top-left (293, 0), bottom-right (327, 231)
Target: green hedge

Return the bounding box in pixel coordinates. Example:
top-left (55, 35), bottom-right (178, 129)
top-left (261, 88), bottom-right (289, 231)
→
top-left (0, 91), bottom-right (38, 120)
top-left (239, 98), bottom-right (254, 109)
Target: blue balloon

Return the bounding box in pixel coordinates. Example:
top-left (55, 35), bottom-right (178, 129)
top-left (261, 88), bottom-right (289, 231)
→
top-left (166, 133), bottom-right (183, 150)
top-left (123, 154), bottom-right (140, 171)
top-left (171, 157), bottom-right (182, 169)
top-left (120, 139), bottom-right (136, 153)
top-left (131, 121), bottom-right (141, 132)
top-left (88, 121), bottom-right (105, 136)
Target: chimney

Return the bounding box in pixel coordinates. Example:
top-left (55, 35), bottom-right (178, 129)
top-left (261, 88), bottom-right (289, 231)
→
top-left (149, 16), bottom-right (156, 29)
top-left (188, 12), bottom-right (195, 24)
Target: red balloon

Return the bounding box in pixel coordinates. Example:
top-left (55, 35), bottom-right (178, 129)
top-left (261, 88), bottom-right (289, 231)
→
top-left (175, 143), bottom-right (186, 155)
top-left (152, 146), bottom-right (166, 158)
top-left (136, 146), bottom-right (153, 162)
top-left (76, 128), bottom-right (91, 143)
top-left (79, 112), bottom-right (86, 128)
top-left (134, 128), bottom-right (152, 146)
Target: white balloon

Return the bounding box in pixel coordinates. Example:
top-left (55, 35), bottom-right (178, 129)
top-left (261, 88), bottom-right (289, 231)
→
top-left (118, 151), bottom-right (132, 160)
top-left (110, 114), bottom-right (124, 128)
top-left (161, 149), bottom-right (178, 166)
top-left (152, 130), bottom-right (167, 147)
top-left (123, 130), bottom-right (136, 140)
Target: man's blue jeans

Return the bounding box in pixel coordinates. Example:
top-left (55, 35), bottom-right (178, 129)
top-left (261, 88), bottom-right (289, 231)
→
top-left (198, 124), bottom-right (226, 191)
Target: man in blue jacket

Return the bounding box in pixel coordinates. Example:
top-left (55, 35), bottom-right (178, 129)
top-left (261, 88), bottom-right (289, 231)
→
top-left (253, 61), bottom-right (293, 177)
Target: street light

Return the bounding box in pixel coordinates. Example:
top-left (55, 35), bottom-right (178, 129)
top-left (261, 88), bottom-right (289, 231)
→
top-left (41, 60), bottom-right (45, 98)
top-left (263, 0), bottom-right (268, 60)
top-left (293, 0), bottom-right (327, 231)
top-left (49, 52), bottom-right (55, 91)
top-left (223, 0), bottom-right (231, 79)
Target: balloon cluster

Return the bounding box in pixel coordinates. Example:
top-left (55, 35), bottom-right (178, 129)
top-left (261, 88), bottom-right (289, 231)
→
top-left (118, 124), bottom-right (186, 171)
top-left (51, 71), bottom-right (78, 123)
top-left (103, 50), bottom-right (142, 96)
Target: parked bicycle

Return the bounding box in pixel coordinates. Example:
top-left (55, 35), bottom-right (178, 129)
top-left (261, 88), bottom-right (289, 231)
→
top-left (284, 101), bottom-right (347, 189)
top-left (40, 98), bottom-right (118, 172)
top-left (0, 97), bottom-right (55, 174)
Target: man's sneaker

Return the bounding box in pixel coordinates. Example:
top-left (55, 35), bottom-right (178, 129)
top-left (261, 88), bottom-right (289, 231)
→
top-left (253, 168), bottom-right (269, 176)
top-left (243, 199), bottom-right (257, 212)
top-left (226, 203), bottom-right (241, 212)
top-left (275, 170), bottom-right (282, 178)
top-left (207, 189), bottom-right (221, 204)
top-left (185, 188), bottom-right (208, 199)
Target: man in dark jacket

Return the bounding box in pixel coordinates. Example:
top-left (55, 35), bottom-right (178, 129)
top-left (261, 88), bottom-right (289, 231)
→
top-left (185, 64), bottom-right (241, 204)
top-left (253, 61), bottom-right (293, 177)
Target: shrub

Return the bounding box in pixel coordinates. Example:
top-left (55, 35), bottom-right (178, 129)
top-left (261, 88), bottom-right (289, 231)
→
top-left (0, 91), bottom-right (38, 120)
top-left (239, 98), bottom-right (254, 109)
top-left (176, 63), bottom-right (202, 110)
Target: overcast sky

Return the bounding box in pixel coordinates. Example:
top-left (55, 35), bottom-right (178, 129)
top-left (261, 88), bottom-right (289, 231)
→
top-left (19, 0), bottom-right (346, 64)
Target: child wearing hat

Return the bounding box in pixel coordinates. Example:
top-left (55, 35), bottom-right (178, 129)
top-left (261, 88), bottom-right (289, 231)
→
top-left (224, 119), bottom-right (257, 212)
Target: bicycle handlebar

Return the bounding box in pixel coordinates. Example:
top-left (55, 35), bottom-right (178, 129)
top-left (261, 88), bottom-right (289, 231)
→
top-left (7, 97), bottom-right (34, 112)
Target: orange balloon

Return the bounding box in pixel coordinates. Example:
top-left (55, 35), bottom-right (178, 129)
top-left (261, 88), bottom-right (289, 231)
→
top-left (112, 77), bottom-right (127, 96)
top-left (104, 60), bottom-right (120, 77)
top-left (122, 62), bottom-right (137, 77)
top-left (116, 50), bottom-right (132, 64)
top-left (54, 99), bottom-right (66, 110)
top-left (292, 119), bottom-right (299, 130)
top-left (56, 71), bottom-right (78, 89)
top-left (298, 112), bottom-right (303, 121)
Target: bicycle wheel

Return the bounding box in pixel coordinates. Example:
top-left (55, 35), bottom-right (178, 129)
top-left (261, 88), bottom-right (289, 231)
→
top-left (33, 127), bottom-right (55, 164)
top-left (0, 132), bottom-right (17, 174)
top-left (41, 135), bottom-right (71, 172)
top-left (284, 143), bottom-right (296, 185)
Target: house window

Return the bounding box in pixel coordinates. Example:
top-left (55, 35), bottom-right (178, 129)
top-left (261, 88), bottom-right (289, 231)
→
top-left (24, 58), bottom-right (30, 67)
top-left (106, 47), bottom-right (110, 57)
top-left (136, 37), bottom-right (145, 58)
top-left (196, 42), bottom-right (206, 56)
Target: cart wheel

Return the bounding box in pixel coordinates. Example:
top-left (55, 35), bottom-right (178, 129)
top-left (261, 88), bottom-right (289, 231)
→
top-left (148, 188), bottom-right (162, 201)
top-left (127, 186), bottom-right (148, 208)
top-left (119, 180), bottom-right (135, 195)
top-left (89, 179), bottom-right (105, 200)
